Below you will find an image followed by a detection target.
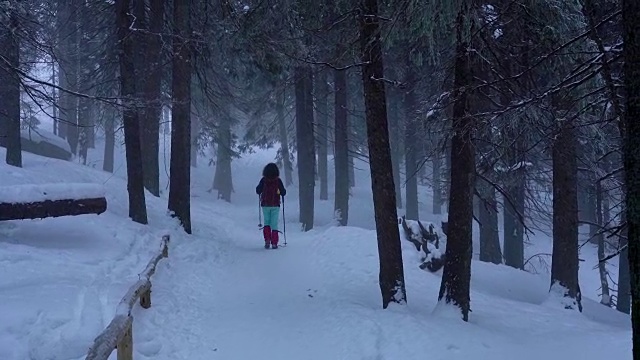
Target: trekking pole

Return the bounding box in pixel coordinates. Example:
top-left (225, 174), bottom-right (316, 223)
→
top-left (282, 195), bottom-right (287, 246)
top-left (258, 195), bottom-right (262, 228)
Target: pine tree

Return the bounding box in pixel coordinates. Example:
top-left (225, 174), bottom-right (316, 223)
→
top-left (359, 0), bottom-right (407, 309)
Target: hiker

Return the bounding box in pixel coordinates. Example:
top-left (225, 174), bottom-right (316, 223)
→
top-left (256, 162), bottom-right (287, 249)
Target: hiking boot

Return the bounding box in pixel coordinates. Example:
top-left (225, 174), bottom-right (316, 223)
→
top-left (271, 229), bottom-right (279, 249)
top-left (264, 242), bottom-right (271, 249)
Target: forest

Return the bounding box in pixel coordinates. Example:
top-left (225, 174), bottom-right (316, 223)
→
top-left (1, 0), bottom-right (639, 357)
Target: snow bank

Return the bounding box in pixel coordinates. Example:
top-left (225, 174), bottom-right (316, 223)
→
top-left (21, 128), bottom-right (72, 153)
top-left (0, 183), bottom-right (106, 204)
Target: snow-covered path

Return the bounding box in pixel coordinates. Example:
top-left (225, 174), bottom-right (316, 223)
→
top-left (133, 192), bottom-right (632, 360)
top-left (135, 197), bottom-right (338, 360)
top-left (0, 147), bottom-right (633, 360)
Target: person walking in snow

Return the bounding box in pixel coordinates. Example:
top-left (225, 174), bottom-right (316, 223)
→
top-left (256, 162), bottom-right (287, 249)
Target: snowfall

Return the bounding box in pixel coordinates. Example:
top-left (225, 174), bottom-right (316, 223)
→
top-left (0, 135), bottom-right (632, 360)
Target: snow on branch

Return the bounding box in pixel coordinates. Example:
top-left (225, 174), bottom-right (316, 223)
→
top-left (596, 243), bottom-right (628, 266)
top-left (85, 234), bottom-right (170, 360)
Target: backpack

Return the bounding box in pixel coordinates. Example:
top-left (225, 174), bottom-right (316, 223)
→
top-left (261, 178), bottom-right (281, 207)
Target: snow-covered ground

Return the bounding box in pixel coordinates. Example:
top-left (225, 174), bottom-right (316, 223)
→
top-left (0, 141), bottom-right (632, 360)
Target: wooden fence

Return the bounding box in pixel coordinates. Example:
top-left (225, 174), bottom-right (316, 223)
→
top-left (85, 234), bottom-right (170, 360)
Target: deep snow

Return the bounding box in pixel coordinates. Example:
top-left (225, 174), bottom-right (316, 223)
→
top-left (0, 141), bottom-right (632, 360)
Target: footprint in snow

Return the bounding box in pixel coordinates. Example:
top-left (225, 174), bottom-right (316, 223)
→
top-left (447, 344), bottom-right (461, 352)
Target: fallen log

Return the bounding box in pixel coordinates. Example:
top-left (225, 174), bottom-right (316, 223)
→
top-left (0, 198), bottom-right (107, 221)
top-left (0, 183), bottom-right (107, 221)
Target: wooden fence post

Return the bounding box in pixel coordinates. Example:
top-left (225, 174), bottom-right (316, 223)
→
top-left (117, 317), bottom-right (133, 360)
top-left (140, 287), bottom-right (151, 309)
top-left (85, 234), bottom-right (169, 360)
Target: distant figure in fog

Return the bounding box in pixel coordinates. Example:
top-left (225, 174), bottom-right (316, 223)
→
top-left (256, 163), bottom-right (286, 249)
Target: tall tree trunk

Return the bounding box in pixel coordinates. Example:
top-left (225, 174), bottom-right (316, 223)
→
top-left (277, 88), bottom-right (293, 186)
top-left (334, 68), bottom-right (349, 226)
top-left (622, 1), bottom-right (640, 353)
top-left (388, 93), bottom-right (403, 208)
top-left (55, 0), bottom-right (69, 140)
top-left (168, 0), bottom-right (192, 234)
top-left (213, 114), bottom-right (233, 202)
top-left (141, 0), bottom-right (164, 197)
top-left (103, 107), bottom-right (115, 173)
top-left (438, 2), bottom-right (474, 321)
top-left (443, 138), bottom-right (452, 211)
top-left (77, 1), bottom-right (92, 165)
top-left (474, 53), bottom-right (501, 264)
top-left (57, 63), bottom-right (69, 140)
top-left (116, 0), bottom-right (147, 224)
top-left (348, 138), bottom-right (356, 187)
top-left (502, 124), bottom-right (526, 269)
top-left (432, 144), bottom-right (442, 215)
top-left (618, 131), bottom-right (631, 314)
top-left (317, 70), bottom-right (329, 200)
top-left (478, 178), bottom-right (502, 264)
top-left (359, 0), bottom-right (406, 308)
top-left (306, 67), bottom-right (317, 186)
top-left (580, 170), bottom-right (598, 243)
top-left (52, 63), bottom-right (59, 136)
top-left (404, 66), bottom-right (419, 221)
top-left (618, 211), bottom-right (631, 314)
top-left (295, 66), bottom-right (315, 231)
top-left (191, 114), bottom-right (199, 167)
top-left (550, 119), bottom-right (581, 311)
top-left (595, 179), bottom-right (611, 305)
top-left (77, 97), bottom-right (91, 165)
top-left (0, 11), bottom-right (21, 167)
top-left (66, 0), bottom-right (80, 156)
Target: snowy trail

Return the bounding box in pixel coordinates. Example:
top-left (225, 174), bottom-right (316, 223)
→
top-left (0, 147), bottom-right (633, 360)
top-left (136, 197), bottom-right (341, 360)
top-left (134, 190), bottom-right (633, 360)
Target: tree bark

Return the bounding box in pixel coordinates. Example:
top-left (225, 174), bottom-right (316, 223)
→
top-left (141, 0), bottom-right (164, 197)
top-left (54, 0), bottom-right (70, 140)
top-left (403, 66), bottom-right (419, 221)
top-left (595, 179), bottom-right (611, 305)
top-left (359, 0), bottom-right (407, 309)
top-left (65, 0), bottom-right (80, 156)
top-left (77, 97), bottom-right (91, 165)
top-left (438, 2), bottom-right (474, 321)
top-left (0, 197), bottom-right (107, 221)
top-left (52, 62), bottom-right (59, 137)
top-left (348, 140), bottom-right (356, 187)
top-left (76, 0), bottom-right (93, 165)
top-left (277, 88), bottom-right (293, 186)
top-left (0, 11), bottom-right (22, 167)
top-left (317, 70), bottom-right (329, 201)
top-left (618, 211), bottom-right (631, 313)
top-left (334, 68), bottom-right (349, 226)
top-left (622, 0), bottom-right (640, 353)
top-left (388, 93), bottom-right (403, 208)
top-left (168, 0), bottom-right (192, 234)
top-left (213, 114), bottom-right (233, 202)
top-left (443, 138), bottom-right (452, 211)
top-left (295, 66), bottom-right (315, 231)
top-left (103, 108), bottom-right (115, 173)
top-left (550, 120), bottom-right (581, 311)
top-left (116, 0), bottom-right (148, 225)
top-left (191, 114), bottom-right (199, 168)
top-left (502, 126), bottom-right (526, 270)
top-left (478, 177), bottom-right (502, 264)
top-left (432, 148), bottom-right (442, 215)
